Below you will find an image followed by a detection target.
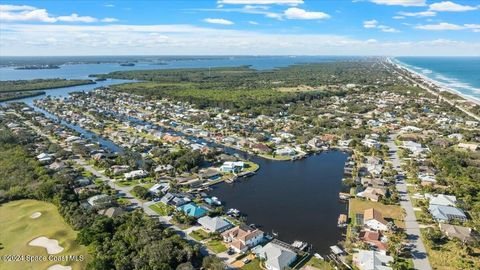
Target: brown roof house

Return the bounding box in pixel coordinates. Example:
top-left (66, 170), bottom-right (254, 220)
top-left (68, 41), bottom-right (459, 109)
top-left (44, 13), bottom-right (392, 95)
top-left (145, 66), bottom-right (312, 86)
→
top-left (439, 224), bottom-right (477, 243)
top-left (364, 208), bottom-right (389, 231)
top-left (360, 230), bottom-right (388, 251)
top-left (221, 225), bottom-right (264, 253)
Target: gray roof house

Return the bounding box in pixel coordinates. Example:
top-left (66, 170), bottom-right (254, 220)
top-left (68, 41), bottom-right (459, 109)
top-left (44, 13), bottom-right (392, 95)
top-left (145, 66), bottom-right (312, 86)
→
top-left (254, 242), bottom-right (297, 270)
top-left (353, 249), bottom-right (393, 270)
top-left (197, 216), bottom-right (232, 233)
top-left (429, 204), bottom-right (467, 222)
top-left (428, 194), bottom-right (457, 207)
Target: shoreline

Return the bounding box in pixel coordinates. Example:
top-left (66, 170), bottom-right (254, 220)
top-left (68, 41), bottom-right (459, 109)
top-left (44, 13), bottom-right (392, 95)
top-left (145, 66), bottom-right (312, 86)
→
top-left (389, 57), bottom-right (480, 106)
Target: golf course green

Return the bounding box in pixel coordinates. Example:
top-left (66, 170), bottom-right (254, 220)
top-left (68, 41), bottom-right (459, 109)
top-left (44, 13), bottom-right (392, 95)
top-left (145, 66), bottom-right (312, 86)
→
top-left (0, 199), bottom-right (89, 270)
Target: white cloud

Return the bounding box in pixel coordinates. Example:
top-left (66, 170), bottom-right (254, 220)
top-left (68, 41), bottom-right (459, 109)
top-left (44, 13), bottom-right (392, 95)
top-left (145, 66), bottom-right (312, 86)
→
top-left (248, 20), bottom-right (259, 24)
top-left (218, 0), bottom-right (303, 5)
top-left (370, 0), bottom-right (426, 7)
top-left (378, 25), bottom-right (399, 32)
top-left (104, 4), bottom-right (115, 8)
top-left (0, 4), bottom-right (118, 23)
top-left (364, 19), bottom-right (398, 32)
top-left (57, 13), bottom-right (97, 23)
top-left (398, 10), bottom-right (436, 17)
top-left (429, 1), bottom-right (478, 12)
top-left (2, 23), bottom-right (479, 56)
top-left (284, 7), bottom-right (330, 20)
top-left (393, 16), bottom-right (405, 19)
top-left (363, 19), bottom-right (378, 28)
top-left (204, 18), bottom-right (234, 25)
top-left (0, 4), bottom-right (36, 11)
top-left (101, 17), bottom-right (119, 23)
top-left (415, 22), bottom-right (464, 30)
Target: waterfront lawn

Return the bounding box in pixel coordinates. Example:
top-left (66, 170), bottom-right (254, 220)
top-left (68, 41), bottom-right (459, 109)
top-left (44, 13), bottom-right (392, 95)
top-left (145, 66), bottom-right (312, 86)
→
top-left (244, 161), bottom-right (260, 172)
top-left (149, 202), bottom-right (174, 216)
top-left (349, 198), bottom-right (404, 228)
top-left (188, 229), bottom-right (210, 241)
top-left (297, 256), bottom-right (334, 270)
top-left (0, 199), bottom-right (89, 270)
top-left (205, 240), bottom-right (228, 254)
top-left (420, 229), bottom-right (480, 270)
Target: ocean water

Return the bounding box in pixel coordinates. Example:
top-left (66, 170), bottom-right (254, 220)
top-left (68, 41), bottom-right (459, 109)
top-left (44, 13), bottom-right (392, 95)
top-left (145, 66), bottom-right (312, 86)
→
top-left (395, 57), bottom-right (480, 102)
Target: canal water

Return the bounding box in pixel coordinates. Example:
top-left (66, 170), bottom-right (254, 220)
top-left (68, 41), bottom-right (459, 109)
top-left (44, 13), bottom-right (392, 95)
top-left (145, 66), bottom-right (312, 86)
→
top-left (210, 151), bottom-right (348, 254)
top-left (1, 56), bottom-right (349, 254)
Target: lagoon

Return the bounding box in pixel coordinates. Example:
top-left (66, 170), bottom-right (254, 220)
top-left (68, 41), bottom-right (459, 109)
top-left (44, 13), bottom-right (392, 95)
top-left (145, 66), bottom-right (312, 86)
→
top-left (210, 151), bottom-right (348, 254)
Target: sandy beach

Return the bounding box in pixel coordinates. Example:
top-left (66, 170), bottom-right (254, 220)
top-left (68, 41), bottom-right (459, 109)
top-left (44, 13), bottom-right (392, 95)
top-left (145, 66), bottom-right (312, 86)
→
top-left (388, 57), bottom-right (480, 106)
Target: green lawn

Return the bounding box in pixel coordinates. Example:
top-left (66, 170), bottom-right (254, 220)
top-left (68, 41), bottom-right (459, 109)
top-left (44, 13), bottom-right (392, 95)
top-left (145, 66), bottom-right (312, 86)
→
top-left (0, 199), bottom-right (89, 270)
top-left (244, 161), bottom-right (260, 172)
top-left (241, 258), bottom-right (263, 270)
top-left (298, 256), bottom-right (334, 270)
top-left (349, 198), bottom-right (405, 228)
top-left (188, 229), bottom-right (210, 241)
top-left (115, 179), bottom-right (139, 187)
top-left (149, 202), bottom-right (174, 216)
top-left (205, 240), bottom-right (228, 254)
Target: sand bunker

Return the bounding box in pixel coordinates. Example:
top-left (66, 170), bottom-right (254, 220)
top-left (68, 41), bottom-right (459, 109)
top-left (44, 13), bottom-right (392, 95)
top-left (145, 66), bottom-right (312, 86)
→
top-left (47, 264), bottom-right (72, 270)
top-left (30, 212), bottom-right (42, 219)
top-left (29, 236), bottom-right (64, 254)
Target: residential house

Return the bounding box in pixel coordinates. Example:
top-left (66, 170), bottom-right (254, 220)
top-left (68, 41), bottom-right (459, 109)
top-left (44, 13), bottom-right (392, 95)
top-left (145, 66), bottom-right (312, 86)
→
top-left (254, 242), bottom-right (297, 270)
top-left (124, 169), bottom-right (148, 180)
top-left (428, 194), bottom-right (457, 207)
top-left (197, 216), bottom-right (232, 233)
top-left (364, 208), bottom-right (389, 231)
top-left (37, 152), bottom-right (53, 163)
top-left (429, 204), bottom-right (467, 222)
top-left (353, 250), bottom-right (393, 270)
top-left (222, 225), bottom-right (264, 253)
top-left (275, 147), bottom-right (296, 156)
top-left (360, 231), bottom-right (388, 251)
top-left (87, 194), bottom-right (112, 209)
top-left (439, 223), bottom-right (477, 243)
top-left (220, 161), bottom-right (245, 173)
top-left (177, 202), bottom-right (208, 218)
top-left (149, 182), bottom-right (170, 195)
top-left (49, 161), bottom-right (67, 171)
top-left (97, 207), bottom-right (124, 218)
top-left (357, 187), bottom-right (387, 202)
top-left (458, 143), bottom-right (478, 151)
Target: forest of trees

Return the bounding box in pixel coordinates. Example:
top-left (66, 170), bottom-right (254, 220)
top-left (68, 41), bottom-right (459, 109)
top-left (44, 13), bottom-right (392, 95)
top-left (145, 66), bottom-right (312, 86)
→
top-left (0, 78), bottom-right (95, 93)
top-left (95, 61), bottom-right (399, 115)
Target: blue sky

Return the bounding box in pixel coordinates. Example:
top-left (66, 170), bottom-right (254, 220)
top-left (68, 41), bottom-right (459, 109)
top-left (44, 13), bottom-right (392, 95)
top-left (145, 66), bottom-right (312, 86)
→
top-left (0, 0), bottom-right (479, 55)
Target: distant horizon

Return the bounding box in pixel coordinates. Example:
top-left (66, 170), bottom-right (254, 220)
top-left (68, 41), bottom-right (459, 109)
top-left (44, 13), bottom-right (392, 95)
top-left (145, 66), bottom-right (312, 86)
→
top-left (1, 54), bottom-right (479, 57)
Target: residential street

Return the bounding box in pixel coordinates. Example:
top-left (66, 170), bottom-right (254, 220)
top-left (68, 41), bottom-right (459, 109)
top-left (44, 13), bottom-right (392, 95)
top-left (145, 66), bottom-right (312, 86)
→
top-left (387, 134), bottom-right (432, 270)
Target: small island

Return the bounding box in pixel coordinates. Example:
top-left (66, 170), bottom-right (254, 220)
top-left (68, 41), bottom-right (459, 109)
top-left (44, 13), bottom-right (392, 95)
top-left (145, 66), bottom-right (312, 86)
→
top-left (15, 64), bottom-right (60, 70)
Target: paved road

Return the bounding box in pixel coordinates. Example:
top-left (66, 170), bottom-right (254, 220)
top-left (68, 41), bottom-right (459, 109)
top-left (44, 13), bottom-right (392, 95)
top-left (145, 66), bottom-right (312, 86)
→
top-left (387, 134), bottom-right (432, 270)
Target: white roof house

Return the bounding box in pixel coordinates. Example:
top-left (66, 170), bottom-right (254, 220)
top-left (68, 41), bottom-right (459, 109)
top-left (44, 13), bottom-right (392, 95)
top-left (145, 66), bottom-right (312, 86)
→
top-left (428, 194), bottom-right (457, 207)
top-left (124, 169), bottom-right (148, 180)
top-left (197, 216), bottom-right (232, 233)
top-left (403, 141), bottom-right (426, 156)
top-left (353, 250), bottom-right (393, 270)
top-left (255, 243), bottom-right (297, 270)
